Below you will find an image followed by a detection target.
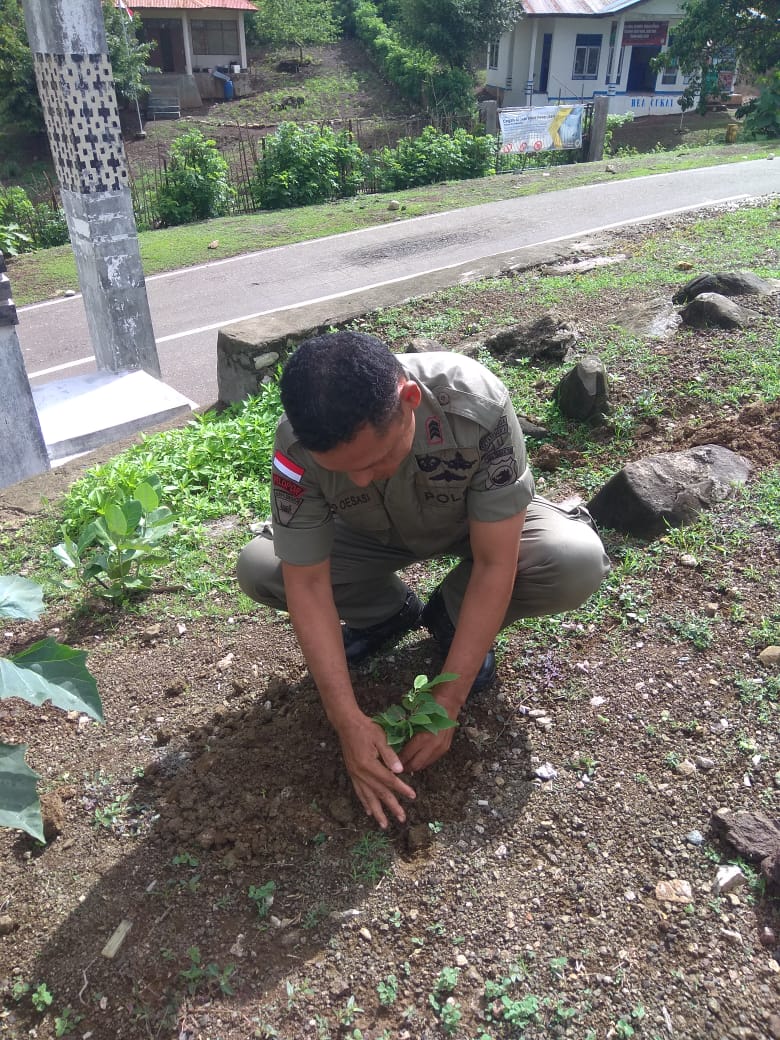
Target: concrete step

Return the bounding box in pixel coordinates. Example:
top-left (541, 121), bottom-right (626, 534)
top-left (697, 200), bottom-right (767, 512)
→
top-left (33, 369), bottom-right (194, 464)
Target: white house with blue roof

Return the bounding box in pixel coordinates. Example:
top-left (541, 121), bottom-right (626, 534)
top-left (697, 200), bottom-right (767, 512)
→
top-left (486, 0), bottom-right (692, 116)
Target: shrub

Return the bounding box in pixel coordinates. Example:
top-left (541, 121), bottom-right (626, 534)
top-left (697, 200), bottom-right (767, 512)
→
top-left (374, 125), bottom-right (494, 190)
top-left (252, 122), bottom-right (366, 209)
top-left (0, 576), bottom-right (102, 842)
top-left (0, 185), bottom-right (69, 252)
top-left (351, 0), bottom-right (474, 115)
top-left (737, 70), bottom-right (780, 139)
top-left (157, 129), bottom-right (235, 226)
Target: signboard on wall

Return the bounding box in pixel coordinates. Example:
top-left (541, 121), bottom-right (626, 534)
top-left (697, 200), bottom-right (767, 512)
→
top-left (498, 105), bottom-right (584, 153)
top-left (622, 21), bottom-right (668, 47)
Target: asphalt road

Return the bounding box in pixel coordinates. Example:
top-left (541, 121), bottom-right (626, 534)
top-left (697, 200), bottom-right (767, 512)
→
top-left (17, 159), bottom-right (779, 407)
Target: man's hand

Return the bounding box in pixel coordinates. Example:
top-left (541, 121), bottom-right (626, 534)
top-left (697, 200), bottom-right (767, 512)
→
top-left (399, 723), bottom-right (457, 773)
top-left (337, 714), bottom-right (416, 829)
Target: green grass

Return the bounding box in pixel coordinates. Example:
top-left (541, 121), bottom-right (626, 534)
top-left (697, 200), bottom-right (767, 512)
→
top-left (8, 139), bottom-right (778, 305)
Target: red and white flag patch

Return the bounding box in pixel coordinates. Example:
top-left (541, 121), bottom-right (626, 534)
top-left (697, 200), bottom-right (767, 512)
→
top-left (273, 450), bottom-right (304, 483)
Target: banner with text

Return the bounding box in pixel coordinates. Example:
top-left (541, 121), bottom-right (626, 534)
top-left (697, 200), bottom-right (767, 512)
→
top-left (498, 105), bottom-right (584, 154)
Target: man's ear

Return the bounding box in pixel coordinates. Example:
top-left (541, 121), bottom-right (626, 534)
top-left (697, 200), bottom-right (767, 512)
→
top-left (399, 379), bottom-right (422, 409)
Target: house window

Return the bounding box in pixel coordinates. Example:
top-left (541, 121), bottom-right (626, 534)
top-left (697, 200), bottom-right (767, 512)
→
top-left (572, 34), bottom-right (601, 80)
top-left (191, 19), bottom-right (238, 55)
top-left (661, 58), bottom-right (678, 85)
top-left (488, 39), bottom-right (500, 70)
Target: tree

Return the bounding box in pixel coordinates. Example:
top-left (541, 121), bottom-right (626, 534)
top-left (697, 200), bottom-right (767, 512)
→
top-left (247, 0), bottom-right (341, 62)
top-left (101, 1), bottom-right (156, 105)
top-left (0, 0), bottom-right (43, 134)
top-left (656, 0), bottom-right (780, 118)
top-left (398, 0), bottom-right (523, 69)
top-left (0, 0), bottom-right (155, 136)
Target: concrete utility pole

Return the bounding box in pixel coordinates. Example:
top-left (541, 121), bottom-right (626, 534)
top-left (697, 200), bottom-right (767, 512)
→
top-left (0, 255), bottom-right (50, 489)
top-left (21, 0), bottom-right (160, 377)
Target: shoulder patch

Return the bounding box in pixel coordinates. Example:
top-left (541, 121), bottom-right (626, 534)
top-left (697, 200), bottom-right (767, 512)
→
top-left (273, 450), bottom-right (304, 483)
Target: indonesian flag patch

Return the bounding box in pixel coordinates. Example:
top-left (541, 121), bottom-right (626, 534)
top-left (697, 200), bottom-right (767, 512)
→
top-left (273, 450), bottom-right (304, 483)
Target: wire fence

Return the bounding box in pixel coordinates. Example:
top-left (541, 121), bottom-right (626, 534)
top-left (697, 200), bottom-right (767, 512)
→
top-left (126, 107), bottom-right (591, 229)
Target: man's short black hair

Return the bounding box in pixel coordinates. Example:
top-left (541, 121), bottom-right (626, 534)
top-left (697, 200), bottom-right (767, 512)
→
top-left (280, 331), bottom-right (405, 452)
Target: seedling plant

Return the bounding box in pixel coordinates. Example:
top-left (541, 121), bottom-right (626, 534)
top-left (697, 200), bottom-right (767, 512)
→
top-left (53, 476), bottom-right (174, 601)
top-left (372, 673), bottom-right (458, 751)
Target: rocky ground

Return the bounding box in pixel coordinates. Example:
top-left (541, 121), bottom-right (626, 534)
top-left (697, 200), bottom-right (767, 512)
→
top-left (1, 201), bottom-right (779, 1040)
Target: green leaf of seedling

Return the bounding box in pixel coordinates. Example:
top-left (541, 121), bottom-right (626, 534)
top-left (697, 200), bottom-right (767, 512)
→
top-left (421, 672), bottom-right (458, 689)
top-left (52, 538), bottom-right (79, 571)
top-left (413, 674), bottom-right (430, 690)
top-left (121, 499), bottom-right (143, 532)
top-left (0, 638), bottom-right (103, 721)
top-left (133, 481), bottom-right (159, 511)
top-left (104, 502), bottom-right (128, 537)
top-left (0, 743), bottom-right (44, 841)
top-left (0, 577), bottom-right (44, 621)
top-left (409, 713), bottom-right (432, 726)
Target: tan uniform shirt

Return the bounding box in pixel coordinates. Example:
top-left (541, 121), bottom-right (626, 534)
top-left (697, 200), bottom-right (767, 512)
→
top-left (270, 352), bottom-right (535, 566)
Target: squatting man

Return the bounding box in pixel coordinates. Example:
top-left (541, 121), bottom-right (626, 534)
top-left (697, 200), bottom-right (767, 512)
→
top-left (238, 332), bottom-right (610, 828)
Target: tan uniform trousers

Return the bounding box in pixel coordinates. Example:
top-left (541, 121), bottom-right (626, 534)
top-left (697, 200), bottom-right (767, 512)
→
top-left (237, 497), bottom-right (611, 631)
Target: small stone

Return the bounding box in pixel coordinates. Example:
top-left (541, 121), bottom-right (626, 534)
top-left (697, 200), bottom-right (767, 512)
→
top-left (216, 653), bottom-right (234, 671)
top-left (387, 200), bottom-right (400, 211)
top-left (760, 925), bottom-right (777, 947)
top-left (455, 953), bottom-right (468, 967)
top-left (176, 623), bottom-right (187, 636)
top-left (768, 1014), bottom-right (780, 1040)
top-left (704, 602), bottom-right (719, 617)
top-left (677, 261), bottom-right (694, 271)
top-left (534, 762), bottom-right (557, 781)
top-left (676, 759), bottom-right (697, 777)
top-left (655, 879), bottom-right (693, 903)
top-left (142, 624), bottom-right (161, 639)
top-left (63, 289), bottom-right (77, 297)
top-left (208, 240), bottom-right (219, 249)
top-left (0, 915), bottom-right (17, 935)
top-left (494, 843), bottom-right (508, 859)
top-left (680, 554), bottom-right (698, 568)
top-left (712, 864), bottom-right (745, 895)
top-left (359, 927), bottom-right (372, 942)
top-left (719, 927), bottom-right (743, 945)
top-left (330, 976), bottom-right (351, 998)
top-left (758, 646), bottom-right (780, 668)
top-left (253, 351), bottom-right (280, 371)
top-left (694, 756), bottom-right (715, 771)
top-left (686, 830), bottom-right (705, 846)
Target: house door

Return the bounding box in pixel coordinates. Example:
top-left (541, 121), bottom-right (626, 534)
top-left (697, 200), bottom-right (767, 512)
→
top-left (143, 19), bottom-right (186, 74)
top-left (626, 45), bottom-right (661, 92)
top-left (538, 34), bottom-right (552, 94)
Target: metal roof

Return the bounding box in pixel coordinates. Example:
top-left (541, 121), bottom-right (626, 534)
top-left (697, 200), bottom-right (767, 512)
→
top-left (131, 0), bottom-right (257, 11)
top-left (520, 0), bottom-right (648, 14)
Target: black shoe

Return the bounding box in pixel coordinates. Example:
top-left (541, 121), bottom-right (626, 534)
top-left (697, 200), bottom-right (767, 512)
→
top-left (342, 589), bottom-right (424, 664)
top-left (421, 587), bottom-right (497, 695)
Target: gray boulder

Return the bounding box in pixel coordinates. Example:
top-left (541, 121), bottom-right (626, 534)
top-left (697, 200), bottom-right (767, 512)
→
top-left (680, 292), bottom-right (749, 329)
top-left (483, 311), bottom-right (579, 363)
top-left (553, 356), bottom-right (610, 422)
top-left (587, 445), bottom-right (751, 537)
top-left (673, 270), bottom-right (775, 305)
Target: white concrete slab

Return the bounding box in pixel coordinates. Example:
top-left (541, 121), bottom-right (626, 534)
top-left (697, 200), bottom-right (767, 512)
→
top-left (33, 369), bottom-right (195, 462)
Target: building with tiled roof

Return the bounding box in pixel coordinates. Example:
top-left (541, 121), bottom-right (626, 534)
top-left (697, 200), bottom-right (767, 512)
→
top-left (486, 0), bottom-right (697, 116)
